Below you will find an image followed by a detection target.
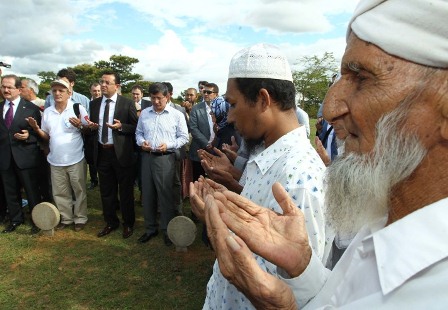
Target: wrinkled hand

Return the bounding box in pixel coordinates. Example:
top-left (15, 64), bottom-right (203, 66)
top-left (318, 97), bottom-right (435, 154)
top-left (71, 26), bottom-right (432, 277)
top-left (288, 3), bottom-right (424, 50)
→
top-left (219, 182), bottom-right (311, 278)
top-left (14, 129), bottom-right (29, 141)
top-left (189, 176), bottom-right (227, 222)
top-left (25, 117), bottom-right (39, 131)
top-left (205, 195), bottom-right (297, 310)
top-left (107, 118), bottom-right (122, 130)
top-left (314, 137), bottom-right (330, 166)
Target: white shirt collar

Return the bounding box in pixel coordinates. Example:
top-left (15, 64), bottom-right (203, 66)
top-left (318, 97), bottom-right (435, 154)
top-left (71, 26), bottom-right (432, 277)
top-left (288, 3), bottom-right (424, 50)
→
top-left (369, 197), bottom-right (448, 295)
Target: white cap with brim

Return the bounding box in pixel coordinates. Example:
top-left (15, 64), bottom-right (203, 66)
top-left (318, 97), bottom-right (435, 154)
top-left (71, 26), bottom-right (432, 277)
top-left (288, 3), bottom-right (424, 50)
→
top-left (50, 79), bottom-right (70, 90)
top-left (228, 43), bottom-right (293, 82)
top-left (348, 0), bottom-right (448, 68)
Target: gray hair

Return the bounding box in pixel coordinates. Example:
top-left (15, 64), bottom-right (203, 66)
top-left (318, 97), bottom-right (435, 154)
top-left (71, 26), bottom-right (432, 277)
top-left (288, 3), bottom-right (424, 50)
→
top-left (24, 78), bottom-right (39, 94)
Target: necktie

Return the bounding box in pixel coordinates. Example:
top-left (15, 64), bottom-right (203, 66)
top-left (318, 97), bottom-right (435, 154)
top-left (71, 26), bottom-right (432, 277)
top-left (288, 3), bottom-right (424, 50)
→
top-left (101, 99), bottom-right (111, 144)
top-left (4, 102), bottom-right (14, 129)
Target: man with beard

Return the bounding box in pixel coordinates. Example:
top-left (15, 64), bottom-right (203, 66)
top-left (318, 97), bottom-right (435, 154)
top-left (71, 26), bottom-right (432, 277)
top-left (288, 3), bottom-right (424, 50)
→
top-left (202, 0), bottom-right (448, 308)
top-left (190, 43), bottom-right (331, 309)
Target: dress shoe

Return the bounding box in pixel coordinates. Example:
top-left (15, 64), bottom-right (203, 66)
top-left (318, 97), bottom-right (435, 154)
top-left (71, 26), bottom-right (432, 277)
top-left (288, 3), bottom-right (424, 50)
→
top-left (122, 226), bottom-right (133, 239)
top-left (88, 181), bottom-right (98, 190)
top-left (97, 226), bottom-right (118, 237)
top-left (74, 223), bottom-right (85, 232)
top-left (56, 223), bottom-right (69, 231)
top-left (164, 234), bottom-right (173, 246)
top-left (30, 225), bottom-right (40, 235)
top-left (137, 231), bottom-right (158, 243)
top-left (2, 222), bottom-right (22, 233)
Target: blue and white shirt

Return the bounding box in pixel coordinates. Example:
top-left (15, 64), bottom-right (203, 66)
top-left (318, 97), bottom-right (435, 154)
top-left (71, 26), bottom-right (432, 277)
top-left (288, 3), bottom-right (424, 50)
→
top-left (203, 126), bottom-right (331, 310)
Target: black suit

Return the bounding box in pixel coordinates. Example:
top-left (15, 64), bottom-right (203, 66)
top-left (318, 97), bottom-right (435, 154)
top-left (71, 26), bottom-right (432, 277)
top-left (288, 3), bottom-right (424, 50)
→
top-left (84, 95), bottom-right (138, 228)
top-left (0, 99), bottom-right (42, 224)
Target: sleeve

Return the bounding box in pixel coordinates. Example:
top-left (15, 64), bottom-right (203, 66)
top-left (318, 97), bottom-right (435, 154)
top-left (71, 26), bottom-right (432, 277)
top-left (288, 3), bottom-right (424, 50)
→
top-left (189, 108), bottom-right (209, 148)
top-left (119, 99), bottom-right (138, 135)
top-left (277, 250), bottom-right (330, 309)
top-left (135, 113), bottom-right (145, 146)
top-left (172, 112), bottom-right (189, 149)
top-left (79, 105), bottom-right (89, 125)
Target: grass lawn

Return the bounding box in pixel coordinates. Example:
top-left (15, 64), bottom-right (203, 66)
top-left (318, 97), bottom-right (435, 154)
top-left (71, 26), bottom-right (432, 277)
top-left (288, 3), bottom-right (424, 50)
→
top-left (0, 187), bottom-right (215, 310)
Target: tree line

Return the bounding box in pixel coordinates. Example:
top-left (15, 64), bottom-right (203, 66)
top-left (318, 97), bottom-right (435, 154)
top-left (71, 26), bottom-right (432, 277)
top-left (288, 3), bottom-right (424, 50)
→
top-left (36, 53), bottom-right (338, 118)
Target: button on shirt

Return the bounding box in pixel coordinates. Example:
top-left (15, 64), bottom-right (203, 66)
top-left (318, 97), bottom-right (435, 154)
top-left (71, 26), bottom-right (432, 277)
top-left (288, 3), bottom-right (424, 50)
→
top-left (98, 94), bottom-right (117, 145)
top-left (41, 100), bottom-right (89, 166)
top-left (135, 104), bottom-right (188, 151)
top-left (203, 126), bottom-right (331, 310)
top-left (290, 197), bottom-right (448, 309)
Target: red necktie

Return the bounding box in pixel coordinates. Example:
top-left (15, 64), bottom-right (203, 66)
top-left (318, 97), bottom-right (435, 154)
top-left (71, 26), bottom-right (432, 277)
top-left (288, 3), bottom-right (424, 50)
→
top-left (4, 102), bottom-right (14, 129)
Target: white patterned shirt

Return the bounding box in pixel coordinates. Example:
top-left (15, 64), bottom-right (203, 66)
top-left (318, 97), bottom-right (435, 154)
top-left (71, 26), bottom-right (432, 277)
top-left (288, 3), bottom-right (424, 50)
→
top-left (203, 126), bottom-right (330, 310)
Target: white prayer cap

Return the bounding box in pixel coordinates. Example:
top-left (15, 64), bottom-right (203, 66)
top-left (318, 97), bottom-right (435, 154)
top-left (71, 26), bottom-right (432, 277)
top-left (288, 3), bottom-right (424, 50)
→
top-left (50, 79), bottom-right (70, 90)
top-left (228, 43), bottom-right (293, 82)
top-left (348, 0), bottom-right (448, 68)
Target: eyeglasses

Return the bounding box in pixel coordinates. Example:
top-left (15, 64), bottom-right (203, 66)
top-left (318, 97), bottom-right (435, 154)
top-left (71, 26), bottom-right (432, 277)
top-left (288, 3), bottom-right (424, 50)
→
top-left (1, 85), bottom-right (18, 91)
top-left (99, 79), bottom-right (115, 86)
top-left (203, 90), bottom-right (216, 95)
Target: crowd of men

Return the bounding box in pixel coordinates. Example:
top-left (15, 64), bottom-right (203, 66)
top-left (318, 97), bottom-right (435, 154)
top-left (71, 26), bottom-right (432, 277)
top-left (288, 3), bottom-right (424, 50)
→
top-left (1, 0), bottom-right (447, 307)
top-left (0, 66), bottom-right (237, 247)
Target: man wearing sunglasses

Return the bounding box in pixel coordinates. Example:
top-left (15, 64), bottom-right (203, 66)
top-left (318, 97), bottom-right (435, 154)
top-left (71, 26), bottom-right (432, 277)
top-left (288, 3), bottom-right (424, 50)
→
top-left (189, 83), bottom-right (219, 183)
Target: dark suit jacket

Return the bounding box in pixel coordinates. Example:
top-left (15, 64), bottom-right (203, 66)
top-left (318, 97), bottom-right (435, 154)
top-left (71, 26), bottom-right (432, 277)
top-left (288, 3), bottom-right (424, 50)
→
top-left (318, 120), bottom-right (338, 161)
top-left (84, 95), bottom-right (138, 167)
top-left (140, 99), bottom-right (152, 111)
top-left (189, 101), bottom-right (211, 162)
top-left (0, 99), bottom-right (42, 170)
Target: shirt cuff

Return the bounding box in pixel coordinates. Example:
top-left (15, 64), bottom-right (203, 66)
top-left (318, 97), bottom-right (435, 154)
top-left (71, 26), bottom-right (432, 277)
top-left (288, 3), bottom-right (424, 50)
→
top-left (277, 249), bottom-right (329, 308)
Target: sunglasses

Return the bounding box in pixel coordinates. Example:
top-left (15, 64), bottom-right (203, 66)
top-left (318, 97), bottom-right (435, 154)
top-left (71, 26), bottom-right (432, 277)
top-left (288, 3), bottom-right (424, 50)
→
top-left (203, 90), bottom-right (216, 95)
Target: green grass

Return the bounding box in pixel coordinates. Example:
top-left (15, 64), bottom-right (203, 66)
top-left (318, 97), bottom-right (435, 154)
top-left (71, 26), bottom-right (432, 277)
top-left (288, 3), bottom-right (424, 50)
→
top-left (0, 187), bottom-right (215, 310)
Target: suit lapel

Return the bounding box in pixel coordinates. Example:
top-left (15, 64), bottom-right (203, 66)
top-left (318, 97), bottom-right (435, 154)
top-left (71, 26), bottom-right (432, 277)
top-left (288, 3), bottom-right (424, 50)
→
top-left (0, 102), bottom-right (6, 129)
top-left (11, 99), bottom-right (26, 128)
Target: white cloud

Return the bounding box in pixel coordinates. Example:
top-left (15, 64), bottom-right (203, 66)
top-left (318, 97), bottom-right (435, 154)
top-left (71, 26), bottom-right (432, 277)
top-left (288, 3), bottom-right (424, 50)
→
top-left (0, 0), bottom-right (358, 97)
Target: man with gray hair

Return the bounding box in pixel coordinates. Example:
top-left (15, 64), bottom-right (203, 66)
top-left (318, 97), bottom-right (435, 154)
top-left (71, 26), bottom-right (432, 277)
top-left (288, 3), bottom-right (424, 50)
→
top-left (190, 43), bottom-right (330, 309)
top-left (203, 0), bottom-right (448, 308)
top-left (20, 78), bottom-right (45, 110)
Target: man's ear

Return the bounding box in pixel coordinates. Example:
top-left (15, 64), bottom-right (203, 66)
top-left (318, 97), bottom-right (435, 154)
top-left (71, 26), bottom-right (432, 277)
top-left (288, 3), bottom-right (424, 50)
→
top-left (258, 88), bottom-right (271, 112)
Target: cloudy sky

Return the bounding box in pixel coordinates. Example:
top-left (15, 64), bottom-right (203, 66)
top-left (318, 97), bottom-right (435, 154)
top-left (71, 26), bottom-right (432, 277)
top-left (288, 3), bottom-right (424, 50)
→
top-left (0, 0), bottom-right (359, 97)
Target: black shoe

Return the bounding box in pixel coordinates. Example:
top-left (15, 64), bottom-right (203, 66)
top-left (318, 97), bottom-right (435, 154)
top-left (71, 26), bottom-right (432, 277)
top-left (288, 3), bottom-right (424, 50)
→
top-left (88, 181), bottom-right (98, 190)
top-left (2, 222), bottom-right (22, 233)
top-left (97, 225), bottom-right (118, 237)
top-left (137, 231), bottom-right (158, 243)
top-left (122, 226), bottom-right (133, 239)
top-left (164, 234), bottom-right (173, 246)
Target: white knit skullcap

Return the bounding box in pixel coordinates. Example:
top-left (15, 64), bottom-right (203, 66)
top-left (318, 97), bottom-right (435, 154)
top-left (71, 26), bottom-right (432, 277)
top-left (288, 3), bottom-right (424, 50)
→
top-left (348, 0), bottom-right (448, 68)
top-left (228, 43), bottom-right (293, 82)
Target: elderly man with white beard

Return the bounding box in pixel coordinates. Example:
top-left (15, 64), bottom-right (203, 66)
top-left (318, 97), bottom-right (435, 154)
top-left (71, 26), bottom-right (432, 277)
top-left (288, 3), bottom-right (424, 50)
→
top-left (201, 0), bottom-right (448, 309)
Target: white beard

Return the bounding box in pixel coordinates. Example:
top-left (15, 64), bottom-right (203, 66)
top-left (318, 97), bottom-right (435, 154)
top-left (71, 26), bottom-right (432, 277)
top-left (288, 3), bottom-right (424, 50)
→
top-left (324, 106), bottom-right (427, 236)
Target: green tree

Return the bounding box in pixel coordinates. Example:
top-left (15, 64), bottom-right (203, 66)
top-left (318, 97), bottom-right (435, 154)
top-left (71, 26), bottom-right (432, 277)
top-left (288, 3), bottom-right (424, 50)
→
top-left (94, 55), bottom-right (143, 94)
top-left (293, 52), bottom-right (338, 118)
top-left (37, 71), bottom-right (57, 98)
top-left (71, 63), bottom-right (101, 97)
